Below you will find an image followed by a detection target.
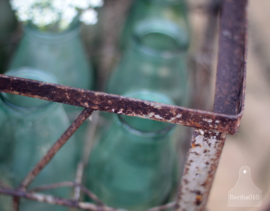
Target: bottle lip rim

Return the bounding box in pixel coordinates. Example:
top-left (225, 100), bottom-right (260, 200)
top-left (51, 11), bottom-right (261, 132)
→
top-left (132, 19), bottom-right (189, 58)
top-left (24, 20), bottom-right (81, 42)
top-left (1, 68), bottom-right (57, 113)
top-left (117, 114), bottom-right (176, 139)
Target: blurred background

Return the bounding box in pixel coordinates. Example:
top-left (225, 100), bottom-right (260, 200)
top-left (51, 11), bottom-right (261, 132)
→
top-left (1, 0), bottom-right (270, 210)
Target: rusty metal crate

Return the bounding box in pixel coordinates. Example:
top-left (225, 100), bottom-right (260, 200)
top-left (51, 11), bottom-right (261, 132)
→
top-left (0, 0), bottom-right (247, 210)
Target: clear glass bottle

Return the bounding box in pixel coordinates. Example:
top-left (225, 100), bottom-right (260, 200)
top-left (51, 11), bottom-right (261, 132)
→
top-left (0, 68), bottom-right (76, 211)
top-left (85, 90), bottom-right (180, 210)
top-left (108, 20), bottom-right (189, 107)
top-left (121, 0), bottom-right (190, 50)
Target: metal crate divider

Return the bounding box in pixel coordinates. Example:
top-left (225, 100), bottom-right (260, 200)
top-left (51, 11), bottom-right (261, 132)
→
top-left (0, 0), bottom-right (247, 210)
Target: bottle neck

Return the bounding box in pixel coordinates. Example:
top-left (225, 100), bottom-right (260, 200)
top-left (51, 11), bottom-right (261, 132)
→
top-left (131, 19), bottom-right (189, 59)
top-left (24, 20), bottom-right (81, 43)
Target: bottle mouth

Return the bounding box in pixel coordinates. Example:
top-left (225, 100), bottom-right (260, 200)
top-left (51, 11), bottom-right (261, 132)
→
top-left (117, 90), bottom-right (176, 139)
top-left (25, 19), bottom-right (81, 42)
top-left (1, 67), bottom-right (57, 112)
top-left (133, 19), bottom-right (189, 58)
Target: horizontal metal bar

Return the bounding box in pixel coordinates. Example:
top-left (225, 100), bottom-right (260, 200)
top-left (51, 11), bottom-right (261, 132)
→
top-left (0, 74), bottom-right (243, 134)
top-left (0, 187), bottom-right (121, 211)
top-left (28, 181), bottom-right (104, 205)
top-left (0, 186), bottom-right (177, 211)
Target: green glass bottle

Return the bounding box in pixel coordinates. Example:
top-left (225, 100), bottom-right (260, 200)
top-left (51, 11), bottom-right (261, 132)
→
top-left (86, 90), bottom-right (179, 210)
top-left (9, 21), bottom-right (94, 161)
top-left (121, 0), bottom-right (190, 50)
top-left (0, 68), bottom-right (76, 211)
top-left (108, 19), bottom-right (189, 107)
top-left (9, 21), bottom-right (93, 118)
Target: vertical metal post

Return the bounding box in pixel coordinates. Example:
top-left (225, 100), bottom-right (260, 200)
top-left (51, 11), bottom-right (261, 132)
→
top-left (175, 0), bottom-right (247, 210)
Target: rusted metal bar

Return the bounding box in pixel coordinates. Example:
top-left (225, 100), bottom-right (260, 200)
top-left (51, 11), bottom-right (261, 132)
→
top-left (73, 111), bottom-right (100, 202)
top-left (81, 112), bottom-right (100, 165)
top-left (13, 197), bottom-right (20, 211)
top-left (0, 186), bottom-right (178, 211)
top-left (0, 187), bottom-right (121, 211)
top-left (77, 183), bottom-right (105, 206)
top-left (73, 162), bottom-right (84, 201)
top-left (0, 74), bottom-right (243, 134)
top-left (213, 2), bottom-right (247, 115)
top-left (19, 108), bottom-right (93, 189)
top-left (175, 0), bottom-right (247, 210)
top-left (28, 181), bottom-right (104, 205)
top-left (175, 129), bottom-right (227, 211)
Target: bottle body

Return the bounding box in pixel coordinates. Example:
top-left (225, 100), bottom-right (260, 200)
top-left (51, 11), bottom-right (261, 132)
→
top-left (0, 68), bottom-right (77, 211)
top-left (86, 91), bottom-right (179, 210)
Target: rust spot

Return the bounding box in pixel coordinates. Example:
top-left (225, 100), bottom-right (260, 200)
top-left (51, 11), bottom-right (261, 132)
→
top-left (194, 190), bottom-right (201, 195)
top-left (191, 143), bottom-right (202, 148)
top-left (190, 151), bottom-right (200, 156)
top-left (201, 182), bottom-right (207, 187)
top-left (183, 179), bottom-right (189, 185)
top-left (187, 160), bottom-right (194, 166)
top-left (184, 167), bottom-right (189, 174)
top-left (195, 195), bottom-right (202, 206)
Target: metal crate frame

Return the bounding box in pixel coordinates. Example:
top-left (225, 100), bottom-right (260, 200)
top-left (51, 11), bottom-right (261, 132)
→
top-left (0, 0), bottom-right (247, 210)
